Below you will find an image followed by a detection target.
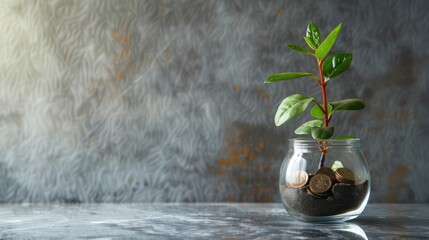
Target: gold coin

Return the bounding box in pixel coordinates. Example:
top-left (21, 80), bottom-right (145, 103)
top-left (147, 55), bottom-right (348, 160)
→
top-left (335, 168), bottom-right (360, 184)
top-left (287, 171), bottom-right (309, 189)
top-left (315, 167), bottom-right (336, 183)
top-left (309, 173), bottom-right (332, 195)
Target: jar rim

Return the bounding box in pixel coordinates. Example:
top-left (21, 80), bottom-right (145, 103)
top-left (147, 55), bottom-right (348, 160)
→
top-left (289, 138), bottom-right (360, 146)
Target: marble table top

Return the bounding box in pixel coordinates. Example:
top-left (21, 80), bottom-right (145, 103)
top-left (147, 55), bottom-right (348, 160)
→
top-left (0, 203), bottom-right (427, 239)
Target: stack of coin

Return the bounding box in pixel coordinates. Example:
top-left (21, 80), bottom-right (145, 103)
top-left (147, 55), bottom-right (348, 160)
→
top-left (308, 173), bottom-right (332, 198)
top-left (306, 167), bottom-right (336, 198)
top-left (287, 166), bottom-right (364, 199)
top-left (335, 168), bottom-right (361, 184)
top-left (287, 171), bottom-right (309, 189)
top-left (315, 167), bottom-right (336, 183)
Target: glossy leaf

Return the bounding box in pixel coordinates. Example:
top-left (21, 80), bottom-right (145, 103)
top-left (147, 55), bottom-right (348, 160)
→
top-left (322, 53), bottom-right (353, 79)
top-left (311, 126), bottom-right (335, 140)
top-left (264, 72), bottom-right (316, 83)
top-left (295, 120), bottom-right (324, 135)
top-left (275, 94), bottom-right (313, 127)
top-left (303, 37), bottom-right (317, 50)
top-left (330, 99), bottom-right (365, 113)
top-left (315, 23), bottom-right (342, 60)
top-left (333, 135), bottom-right (358, 140)
top-left (286, 44), bottom-right (314, 55)
top-left (310, 104), bottom-right (333, 118)
top-left (305, 22), bottom-right (321, 50)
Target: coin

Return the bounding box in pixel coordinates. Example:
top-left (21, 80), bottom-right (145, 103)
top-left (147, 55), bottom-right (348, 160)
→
top-left (307, 188), bottom-right (324, 198)
top-left (287, 171), bottom-right (309, 189)
top-left (309, 173), bottom-right (332, 195)
top-left (335, 168), bottom-right (360, 184)
top-left (315, 167), bottom-right (336, 183)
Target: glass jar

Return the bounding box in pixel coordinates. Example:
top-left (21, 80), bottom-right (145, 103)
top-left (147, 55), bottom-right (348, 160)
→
top-left (279, 139), bottom-right (370, 223)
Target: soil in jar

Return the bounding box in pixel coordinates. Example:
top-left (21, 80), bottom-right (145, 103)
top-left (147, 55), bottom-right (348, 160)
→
top-left (280, 167), bottom-right (369, 216)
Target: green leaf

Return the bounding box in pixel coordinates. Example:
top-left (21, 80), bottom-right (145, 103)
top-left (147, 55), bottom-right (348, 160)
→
top-left (315, 23), bottom-right (342, 60)
top-left (286, 44), bottom-right (314, 55)
top-left (275, 94), bottom-right (313, 126)
top-left (333, 135), bottom-right (358, 140)
top-left (303, 37), bottom-right (317, 50)
top-left (264, 72), bottom-right (316, 83)
top-left (311, 126), bottom-right (335, 140)
top-left (331, 160), bottom-right (344, 171)
top-left (295, 120), bottom-right (324, 135)
top-left (305, 22), bottom-right (321, 50)
top-left (310, 104), bottom-right (333, 118)
top-left (330, 99), bottom-right (365, 113)
top-left (322, 53), bottom-right (353, 79)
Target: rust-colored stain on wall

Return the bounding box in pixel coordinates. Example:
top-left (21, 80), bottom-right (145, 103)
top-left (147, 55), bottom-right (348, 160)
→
top-left (385, 164), bottom-right (411, 202)
top-left (113, 24), bottom-right (134, 82)
top-left (251, 85), bottom-right (270, 101)
top-left (216, 123), bottom-right (280, 202)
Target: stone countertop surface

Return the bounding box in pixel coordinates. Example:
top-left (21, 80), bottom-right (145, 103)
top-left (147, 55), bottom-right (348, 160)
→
top-left (0, 203), bottom-right (427, 239)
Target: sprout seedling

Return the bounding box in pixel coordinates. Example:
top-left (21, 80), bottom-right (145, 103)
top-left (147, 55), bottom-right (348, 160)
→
top-left (265, 22), bottom-right (364, 168)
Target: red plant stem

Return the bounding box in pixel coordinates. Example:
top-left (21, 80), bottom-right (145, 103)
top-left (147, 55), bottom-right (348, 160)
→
top-left (317, 60), bottom-right (329, 127)
top-left (317, 59), bottom-right (329, 169)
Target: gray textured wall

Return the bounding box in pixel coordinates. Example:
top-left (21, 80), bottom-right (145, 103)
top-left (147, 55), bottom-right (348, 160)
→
top-left (0, 0), bottom-right (427, 203)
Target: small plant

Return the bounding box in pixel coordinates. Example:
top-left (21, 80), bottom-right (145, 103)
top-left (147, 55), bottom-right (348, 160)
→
top-left (265, 22), bottom-right (364, 168)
